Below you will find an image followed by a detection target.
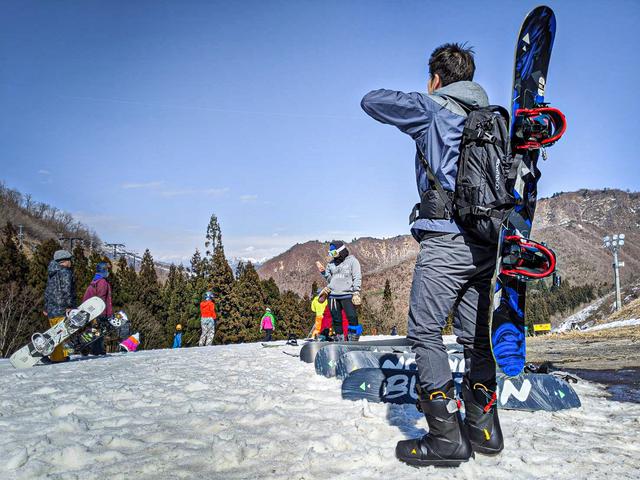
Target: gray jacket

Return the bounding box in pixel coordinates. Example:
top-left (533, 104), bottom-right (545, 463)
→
top-left (322, 255), bottom-right (362, 296)
top-left (361, 81), bottom-right (489, 238)
top-left (44, 261), bottom-right (76, 318)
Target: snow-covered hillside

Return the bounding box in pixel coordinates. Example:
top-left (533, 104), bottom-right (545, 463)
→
top-left (1, 341), bottom-right (639, 479)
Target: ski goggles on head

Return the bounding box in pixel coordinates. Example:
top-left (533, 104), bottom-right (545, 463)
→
top-left (328, 245), bottom-right (346, 257)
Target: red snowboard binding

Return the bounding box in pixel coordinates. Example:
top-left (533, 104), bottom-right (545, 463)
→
top-left (513, 106), bottom-right (566, 150)
top-left (501, 235), bottom-right (556, 281)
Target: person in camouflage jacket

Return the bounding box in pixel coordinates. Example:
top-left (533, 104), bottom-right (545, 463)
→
top-left (43, 250), bottom-right (76, 362)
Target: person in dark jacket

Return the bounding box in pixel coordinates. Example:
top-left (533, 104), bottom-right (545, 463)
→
top-left (361, 43), bottom-right (501, 467)
top-left (82, 261), bottom-right (113, 355)
top-left (43, 250), bottom-right (76, 363)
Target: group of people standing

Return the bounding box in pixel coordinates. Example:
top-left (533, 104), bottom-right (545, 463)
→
top-left (44, 249), bottom-right (113, 363)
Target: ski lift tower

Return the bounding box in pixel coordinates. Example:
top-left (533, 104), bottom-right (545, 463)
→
top-left (603, 234), bottom-right (625, 311)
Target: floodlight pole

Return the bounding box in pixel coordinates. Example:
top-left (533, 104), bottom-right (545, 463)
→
top-left (613, 248), bottom-right (622, 312)
top-left (603, 234), bottom-right (625, 311)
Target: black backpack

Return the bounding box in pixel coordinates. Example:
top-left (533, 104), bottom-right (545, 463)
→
top-left (410, 105), bottom-right (518, 244)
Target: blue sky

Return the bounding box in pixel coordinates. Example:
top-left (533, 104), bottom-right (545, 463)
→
top-left (1, 0), bottom-right (638, 263)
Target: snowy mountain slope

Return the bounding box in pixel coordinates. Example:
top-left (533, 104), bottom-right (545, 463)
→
top-left (1, 342), bottom-right (639, 479)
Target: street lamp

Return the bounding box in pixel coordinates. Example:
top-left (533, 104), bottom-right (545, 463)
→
top-left (603, 233), bottom-right (625, 311)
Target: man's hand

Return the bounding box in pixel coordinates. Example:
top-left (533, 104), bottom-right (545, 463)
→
top-left (352, 291), bottom-right (362, 306)
top-left (315, 261), bottom-right (325, 273)
top-left (318, 286), bottom-right (331, 303)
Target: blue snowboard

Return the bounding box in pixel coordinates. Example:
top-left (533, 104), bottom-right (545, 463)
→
top-left (490, 6), bottom-right (561, 376)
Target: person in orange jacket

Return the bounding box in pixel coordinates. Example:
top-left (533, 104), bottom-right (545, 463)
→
top-left (199, 291), bottom-right (217, 346)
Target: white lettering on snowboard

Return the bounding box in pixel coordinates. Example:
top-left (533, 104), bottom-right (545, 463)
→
top-left (499, 378), bottom-right (532, 403)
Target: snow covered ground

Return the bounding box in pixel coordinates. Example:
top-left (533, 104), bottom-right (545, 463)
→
top-left (554, 296), bottom-right (608, 332)
top-left (1, 340), bottom-right (639, 479)
top-left (582, 318), bottom-right (640, 332)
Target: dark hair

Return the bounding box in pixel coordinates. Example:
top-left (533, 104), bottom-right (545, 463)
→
top-left (428, 43), bottom-right (475, 87)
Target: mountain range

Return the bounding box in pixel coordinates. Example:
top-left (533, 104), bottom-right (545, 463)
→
top-left (257, 189), bottom-right (640, 317)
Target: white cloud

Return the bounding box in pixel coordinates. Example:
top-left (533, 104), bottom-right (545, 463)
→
top-left (121, 181), bottom-right (164, 190)
top-left (37, 169), bottom-right (51, 175)
top-left (240, 194), bottom-right (258, 203)
top-left (161, 187), bottom-right (229, 198)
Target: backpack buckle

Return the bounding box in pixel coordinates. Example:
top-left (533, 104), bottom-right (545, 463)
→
top-left (472, 206), bottom-right (493, 217)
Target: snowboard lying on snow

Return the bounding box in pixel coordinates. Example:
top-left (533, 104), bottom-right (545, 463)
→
top-left (10, 297), bottom-right (106, 369)
top-left (299, 337), bottom-right (411, 363)
top-left (341, 365), bottom-right (580, 412)
top-left (316, 343), bottom-right (464, 378)
top-left (333, 345), bottom-right (464, 379)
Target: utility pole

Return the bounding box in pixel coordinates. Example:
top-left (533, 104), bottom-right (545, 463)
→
top-left (58, 236), bottom-right (83, 251)
top-left (603, 234), bottom-right (625, 311)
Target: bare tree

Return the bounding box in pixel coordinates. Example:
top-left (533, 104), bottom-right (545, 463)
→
top-left (0, 283), bottom-right (37, 357)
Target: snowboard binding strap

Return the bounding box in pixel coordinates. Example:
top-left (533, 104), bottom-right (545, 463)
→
top-left (501, 235), bottom-right (556, 280)
top-left (31, 332), bottom-right (56, 356)
top-left (514, 106), bottom-right (567, 150)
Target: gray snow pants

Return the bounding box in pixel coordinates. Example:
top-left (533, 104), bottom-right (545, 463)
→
top-left (408, 233), bottom-right (497, 391)
top-left (199, 318), bottom-right (215, 346)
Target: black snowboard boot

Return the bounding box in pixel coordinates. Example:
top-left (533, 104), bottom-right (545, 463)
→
top-left (396, 382), bottom-right (473, 467)
top-left (462, 378), bottom-right (503, 455)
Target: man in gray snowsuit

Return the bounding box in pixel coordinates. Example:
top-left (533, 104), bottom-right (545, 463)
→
top-left (361, 43), bottom-right (503, 467)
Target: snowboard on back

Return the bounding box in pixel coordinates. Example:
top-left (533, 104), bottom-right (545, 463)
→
top-left (299, 337), bottom-right (412, 364)
top-left (342, 368), bottom-right (580, 412)
top-left (490, 6), bottom-right (566, 376)
top-left (10, 296), bottom-right (106, 369)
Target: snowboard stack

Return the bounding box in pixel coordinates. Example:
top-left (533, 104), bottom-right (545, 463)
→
top-left (292, 336), bottom-right (580, 413)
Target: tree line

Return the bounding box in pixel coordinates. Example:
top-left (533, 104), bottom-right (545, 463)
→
top-left (525, 279), bottom-right (608, 333)
top-left (0, 215), bottom-right (318, 356)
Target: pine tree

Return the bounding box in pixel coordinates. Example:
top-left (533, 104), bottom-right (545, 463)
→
top-left (127, 249), bottom-right (166, 349)
top-left (163, 265), bottom-right (192, 345)
top-left (273, 290), bottom-right (308, 340)
top-left (261, 278), bottom-right (280, 310)
top-left (379, 279), bottom-right (397, 335)
top-left (72, 243), bottom-right (91, 301)
top-left (0, 223), bottom-right (29, 287)
top-left (0, 223), bottom-right (37, 356)
top-left (206, 215), bottom-right (235, 328)
top-left (219, 262), bottom-right (264, 344)
top-left (137, 249), bottom-right (162, 314)
top-left (112, 256), bottom-right (138, 307)
top-left (358, 294), bottom-right (383, 336)
top-left (187, 249), bottom-right (209, 341)
top-left (28, 238), bottom-right (60, 295)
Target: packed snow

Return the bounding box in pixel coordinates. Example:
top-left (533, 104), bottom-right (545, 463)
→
top-left (1, 339), bottom-right (639, 479)
top-left (582, 318), bottom-right (640, 332)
